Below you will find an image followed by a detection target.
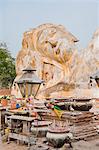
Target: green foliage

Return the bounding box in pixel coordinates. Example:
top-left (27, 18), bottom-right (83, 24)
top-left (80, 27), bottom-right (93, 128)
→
top-left (0, 42), bottom-right (16, 88)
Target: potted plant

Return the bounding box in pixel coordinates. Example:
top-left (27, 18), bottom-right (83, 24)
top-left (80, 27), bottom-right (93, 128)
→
top-left (1, 95), bottom-right (10, 107)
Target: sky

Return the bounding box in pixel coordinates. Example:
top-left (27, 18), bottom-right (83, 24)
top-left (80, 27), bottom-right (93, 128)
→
top-left (0, 0), bottom-right (99, 57)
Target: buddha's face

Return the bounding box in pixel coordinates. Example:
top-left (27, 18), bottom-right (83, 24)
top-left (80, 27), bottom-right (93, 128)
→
top-left (20, 24), bottom-right (76, 64)
top-left (33, 24), bottom-right (77, 64)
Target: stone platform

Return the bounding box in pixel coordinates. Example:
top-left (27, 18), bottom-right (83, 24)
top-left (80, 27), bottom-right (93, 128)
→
top-left (68, 111), bottom-right (98, 140)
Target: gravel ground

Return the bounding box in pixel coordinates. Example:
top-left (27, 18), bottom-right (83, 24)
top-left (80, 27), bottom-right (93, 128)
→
top-left (0, 135), bottom-right (99, 150)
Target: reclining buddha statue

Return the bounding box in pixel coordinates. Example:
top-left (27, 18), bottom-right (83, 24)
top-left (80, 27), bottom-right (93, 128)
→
top-left (15, 23), bottom-right (99, 98)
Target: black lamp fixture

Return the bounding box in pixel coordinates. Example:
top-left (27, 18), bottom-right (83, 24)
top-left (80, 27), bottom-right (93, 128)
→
top-left (15, 66), bottom-right (44, 98)
top-left (90, 71), bottom-right (99, 87)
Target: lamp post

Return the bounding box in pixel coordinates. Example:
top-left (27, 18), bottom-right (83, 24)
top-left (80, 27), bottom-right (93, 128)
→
top-left (15, 66), bottom-right (44, 98)
top-left (95, 78), bottom-right (99, 87)
top-left (90, 71), bottom-right (99, 87)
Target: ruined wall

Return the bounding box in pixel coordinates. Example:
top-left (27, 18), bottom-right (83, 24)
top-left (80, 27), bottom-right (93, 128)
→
top-left (70, 28), bottom-right (99, 88)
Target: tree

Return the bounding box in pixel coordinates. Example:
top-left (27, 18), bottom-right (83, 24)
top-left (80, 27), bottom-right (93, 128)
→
top-left (0, 42), bottom-right (16, 88)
